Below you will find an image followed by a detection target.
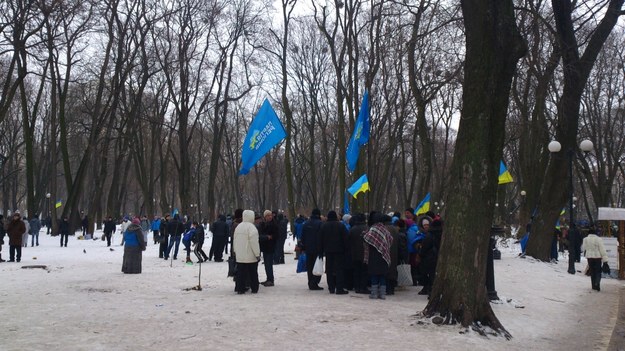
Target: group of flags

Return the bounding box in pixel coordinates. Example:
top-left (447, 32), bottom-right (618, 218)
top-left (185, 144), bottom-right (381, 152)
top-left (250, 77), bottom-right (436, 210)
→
top-left (236, 93), bottom-right (515, 216)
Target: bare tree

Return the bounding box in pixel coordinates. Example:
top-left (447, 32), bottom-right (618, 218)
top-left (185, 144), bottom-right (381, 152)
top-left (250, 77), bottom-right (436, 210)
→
top-left (423, 0), bottom-right (526, 336)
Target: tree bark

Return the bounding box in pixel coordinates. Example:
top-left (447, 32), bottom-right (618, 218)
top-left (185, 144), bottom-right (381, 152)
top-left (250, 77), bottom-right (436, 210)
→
top-left (424, 0), bottom-right (526, 336)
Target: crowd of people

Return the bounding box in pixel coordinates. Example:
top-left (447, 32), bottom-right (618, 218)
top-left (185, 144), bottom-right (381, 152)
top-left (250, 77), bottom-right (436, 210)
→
top-left (0, 206), bottom-right (610, 294)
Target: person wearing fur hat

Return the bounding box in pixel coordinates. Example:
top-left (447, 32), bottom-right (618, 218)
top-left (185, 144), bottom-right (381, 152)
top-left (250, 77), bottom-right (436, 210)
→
top-left (319, 210), bottom-right (350, 295)
top-left (122, 217), bottom-right (146, 273)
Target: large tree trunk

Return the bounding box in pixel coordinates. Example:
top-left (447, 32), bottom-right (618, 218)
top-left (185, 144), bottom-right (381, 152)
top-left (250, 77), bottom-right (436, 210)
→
top-left (423, 0), bottom-right (525, 336)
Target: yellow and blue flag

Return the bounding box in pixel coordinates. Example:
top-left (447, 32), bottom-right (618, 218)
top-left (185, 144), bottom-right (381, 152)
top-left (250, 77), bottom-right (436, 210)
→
top-left (498, 161), bottom-right (513, 184)
top-left (415, 193), bottom-right (431, 216)
top-left (239, 99), bottom-right (287, 175)
top-left (346, 91), bottom-right (370, 173)
top-left (55, 200), bottom-right (63, 209)
top-left (347, 174), bottom-right (370, 199)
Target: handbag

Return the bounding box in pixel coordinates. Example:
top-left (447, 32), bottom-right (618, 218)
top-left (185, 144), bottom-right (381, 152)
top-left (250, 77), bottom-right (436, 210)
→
top-left (396, 264), bottom-right (413, 286)
top-left (602, 262), bottom-right (611, 274)
top-left (296, 253), bottom-right (307, 273)
top-left (312, 257), bottom-right (324, 276)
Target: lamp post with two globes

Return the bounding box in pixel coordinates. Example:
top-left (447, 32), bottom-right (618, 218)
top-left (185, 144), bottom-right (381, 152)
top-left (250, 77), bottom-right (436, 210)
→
top-left (548, 139), bottom-right (593, 274)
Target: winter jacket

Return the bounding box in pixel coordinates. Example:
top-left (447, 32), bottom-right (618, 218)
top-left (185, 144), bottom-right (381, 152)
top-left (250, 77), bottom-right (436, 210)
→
top-left (348, 223), bottom-right (368, 262)
top-left (320, 219), bottom-right (348, 255)
top-left (259, 218), bottom-right (278, 253)
top-left (103, 219), bottom-right (116, 234)
top-left (300, 215), bottom-right (323, 256)
top-left (193, 225), bottom-right (205, 244)
top-left (582, 234), bottom-right (609, 262)
top-left (151, 218), bottom-right (161, 231)
top-left (123, 224), bottom-right (146, 250)
top-left (233, 210), bottom-right (261, 263)
top-left (406, 224), bottom-right (419, 253)
top-left (386, 224), bottom-right (400, 281)
top-left (212, 217), bottom-right (229, 238)
top-left (167, 217), bottom-right (184, 237)
top-left (183, 228), bottom-right (195, 245)
top-left (29, 218), bottom-right (41, 235)
top-left (7, 218), bottom-right (26, 246)
top-left (140, 219), bottom-right (150, 233)
top-left (59, 219), bottom-right (70, 235)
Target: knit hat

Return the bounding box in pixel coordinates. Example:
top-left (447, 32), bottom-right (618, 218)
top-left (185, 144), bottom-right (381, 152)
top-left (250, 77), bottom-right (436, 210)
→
top-left (312, 208), bottom-right (321, 217)
top-left (132, 218), bottom-right (140, 225)
top-left (263, 210), bottom-right (272, 217)
top-left (327, 211), bottom-right (338, 220)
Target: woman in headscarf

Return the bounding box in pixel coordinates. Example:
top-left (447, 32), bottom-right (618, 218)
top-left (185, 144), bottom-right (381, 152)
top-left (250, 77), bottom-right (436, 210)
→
top-left (363, 213), bottom-right (393, 300)
top-left (122, 217), bottom-right (146, 274)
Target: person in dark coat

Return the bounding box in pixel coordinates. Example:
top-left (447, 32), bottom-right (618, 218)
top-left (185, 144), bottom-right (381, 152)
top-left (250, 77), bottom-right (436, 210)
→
top-left (122, 218), bottom-right (146, 273)
top-left (273, 213), bottom-right (288, 264)
top-left (300, 209), bottom-right (324, 290)
top-left (418, 221), bottom-right (439, 296)
top-left (103, 216), bottom-right (116, 247)
top-left (159, 214), bottom-right (170, 258)
top-left (7, 213), bottom-right (26, 262)
top-left (165, 214), bottom-right (184, 260)
top-left (364, 214), bottom-right (393, 299)
top-left (383, 215), bottom-right (400, 295)
top-left (192, 221), bottom-right (209, 262)
top-left (59, 216), bottom-right (70, 247)
top-left (259, 210), bottom-right (278, 286)
top-left (81, 213), bottom-right (88, 237)
top-left (319, 210), bottom-right (349, 295)
top-left (348, 213), bottom-right (369, 294)
top-left (209, 215), bottom-right (229, 262)
top-left (29, 215), bottom-right (41, 247)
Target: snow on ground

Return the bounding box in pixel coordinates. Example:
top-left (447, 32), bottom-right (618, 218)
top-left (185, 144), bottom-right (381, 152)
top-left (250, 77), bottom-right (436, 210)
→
top-left (1, 228), bottom-right (623, 351)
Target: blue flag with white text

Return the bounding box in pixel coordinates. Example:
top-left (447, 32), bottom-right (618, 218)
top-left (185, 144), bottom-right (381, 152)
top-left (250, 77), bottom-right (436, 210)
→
top-left (346, 91), bottom-right (370, 173)
top-left (239, 99), bottom-right (287, 175)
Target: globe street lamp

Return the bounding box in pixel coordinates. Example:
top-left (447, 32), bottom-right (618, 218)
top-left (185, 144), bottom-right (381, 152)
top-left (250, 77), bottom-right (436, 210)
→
top-left (548, 139), bottom-right (593, 274)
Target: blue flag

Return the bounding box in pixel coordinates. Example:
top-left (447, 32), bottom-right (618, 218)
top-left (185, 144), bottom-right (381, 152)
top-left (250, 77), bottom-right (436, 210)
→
top-left (239, 99), bottom-right (287, 175)
top-left (347, 174), bottom-right (370, 198)
top-left (346, 91), bottom-right (370, 173)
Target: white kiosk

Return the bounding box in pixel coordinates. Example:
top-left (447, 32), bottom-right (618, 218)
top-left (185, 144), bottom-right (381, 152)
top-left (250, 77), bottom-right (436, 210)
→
top-left (597, 207), bottom-right (625, 279)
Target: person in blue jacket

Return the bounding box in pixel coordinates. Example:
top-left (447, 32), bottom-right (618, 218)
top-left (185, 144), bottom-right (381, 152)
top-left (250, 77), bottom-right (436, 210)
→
top-left (122, 218), bottom-right (146, 274)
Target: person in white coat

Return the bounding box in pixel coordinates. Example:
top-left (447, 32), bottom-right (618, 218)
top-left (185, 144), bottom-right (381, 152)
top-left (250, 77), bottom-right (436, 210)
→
top-left (232, 210), bottom-right (261, 294)
top-left (581, 229), bottom-right (609, 291)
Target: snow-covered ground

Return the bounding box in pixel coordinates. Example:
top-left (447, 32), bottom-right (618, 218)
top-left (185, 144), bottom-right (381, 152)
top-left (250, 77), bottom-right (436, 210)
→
top-left (0, 228), bottom-right (623, 351)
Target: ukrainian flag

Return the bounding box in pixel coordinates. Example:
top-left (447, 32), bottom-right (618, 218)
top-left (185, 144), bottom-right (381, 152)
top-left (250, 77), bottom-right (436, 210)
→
top-left (55, 200), bottom-right (62, 209)
top-left (415, 193), bottom-right (431, 216)
top-left (347, 174), bottom-right (370, 199)
top-left (498, 161), bottom-right (513, 184)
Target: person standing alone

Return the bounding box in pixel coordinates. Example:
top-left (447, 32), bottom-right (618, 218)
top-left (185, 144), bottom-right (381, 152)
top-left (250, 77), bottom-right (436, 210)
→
top-left (581, 228), bottom-right (609, 291)
top-left (7, 213), bottom-right (26, 262)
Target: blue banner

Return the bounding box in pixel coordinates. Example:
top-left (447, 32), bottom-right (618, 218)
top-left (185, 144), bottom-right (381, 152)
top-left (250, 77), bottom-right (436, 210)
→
top-left (239, 99), bottom-right (287, 175)
top-left (346, 91), bottom-right (370, 173)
